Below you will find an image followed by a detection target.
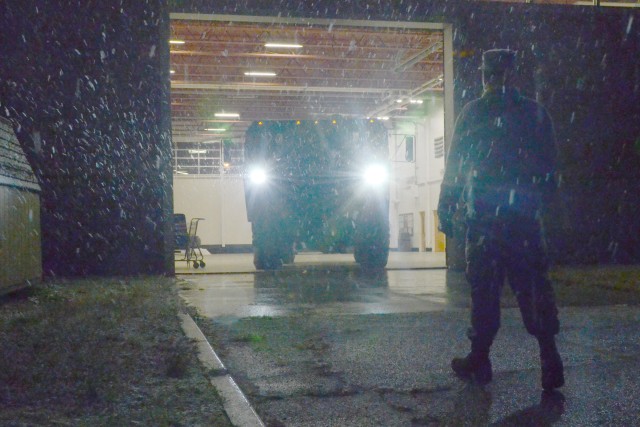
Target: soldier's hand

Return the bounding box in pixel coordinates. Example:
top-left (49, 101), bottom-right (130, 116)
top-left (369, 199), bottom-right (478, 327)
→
top-left (439, 217), bottom-right (454, 237)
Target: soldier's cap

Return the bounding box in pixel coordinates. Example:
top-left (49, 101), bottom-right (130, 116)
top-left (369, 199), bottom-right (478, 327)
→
top-left (480, 49), bottom-right (517, 73)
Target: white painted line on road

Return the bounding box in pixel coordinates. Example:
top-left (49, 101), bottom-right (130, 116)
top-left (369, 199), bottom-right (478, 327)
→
top-left (179, 313), bottom-right (265, 427)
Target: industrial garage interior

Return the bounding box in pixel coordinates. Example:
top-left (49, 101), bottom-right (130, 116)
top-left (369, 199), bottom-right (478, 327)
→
top-left (169, 14), bottom-right (451, 254)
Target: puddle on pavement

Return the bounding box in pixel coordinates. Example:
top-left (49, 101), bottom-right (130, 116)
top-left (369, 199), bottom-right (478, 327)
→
top-left (179, 267), bottom-right (471, 319)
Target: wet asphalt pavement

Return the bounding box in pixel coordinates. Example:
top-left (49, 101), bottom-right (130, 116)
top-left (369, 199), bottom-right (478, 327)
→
top-left (179, 255), bottom-right (640, 426)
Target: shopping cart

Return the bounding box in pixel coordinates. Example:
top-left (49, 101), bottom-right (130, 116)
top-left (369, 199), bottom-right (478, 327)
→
top-left (174, 214), bottom-right (206, 269)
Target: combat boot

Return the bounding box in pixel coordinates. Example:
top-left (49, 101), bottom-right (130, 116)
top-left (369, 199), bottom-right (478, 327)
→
top-left (539, 336), bottom-right (564, 390)
top-left (451, 352), bottom-right (492, 385)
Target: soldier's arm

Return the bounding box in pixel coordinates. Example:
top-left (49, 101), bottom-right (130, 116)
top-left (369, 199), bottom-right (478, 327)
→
top-left (538, 105), bottom-right (558, 206)
top-left (437, 105), bottom-right (470, 235)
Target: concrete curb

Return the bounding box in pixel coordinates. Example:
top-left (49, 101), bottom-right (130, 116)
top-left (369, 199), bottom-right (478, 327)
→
top-left (179, 313), bottom-right (265, 427)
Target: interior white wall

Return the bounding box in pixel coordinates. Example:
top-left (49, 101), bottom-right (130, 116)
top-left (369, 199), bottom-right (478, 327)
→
top-left (388, 97), bottom-right (445, 251)
top-left (427, 102), bottom-right (446, 249)
top-left (173, 176), bottom-right (253, 246)
top-left (173, 100), bottom-right (445, 250)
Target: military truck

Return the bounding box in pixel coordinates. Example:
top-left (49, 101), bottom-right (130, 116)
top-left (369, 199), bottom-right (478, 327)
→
top-left (244, 118), bottom-right (390, 270)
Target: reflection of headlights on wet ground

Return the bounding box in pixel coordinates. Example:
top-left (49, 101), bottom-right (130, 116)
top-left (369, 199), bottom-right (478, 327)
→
top-left (362, 163), bottom-right (388, 187)
top-left (253, 269), bottom-right (389, 304)
top-left (248, 166), bottom-right (268, 185)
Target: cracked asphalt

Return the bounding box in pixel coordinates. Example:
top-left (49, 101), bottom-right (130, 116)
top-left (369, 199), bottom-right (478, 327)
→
top-left (179, 255), bottom-right (640, 426)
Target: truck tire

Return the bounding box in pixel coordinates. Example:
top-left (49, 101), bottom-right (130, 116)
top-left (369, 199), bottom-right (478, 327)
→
top-left (354, 197), bottom-right (389, 271)
top-left (354, 237), bottom-right (389, 270)
top-left (252, 218), bottom-right (294, 270)
top-left (253, 244), bottom-right (283, 270)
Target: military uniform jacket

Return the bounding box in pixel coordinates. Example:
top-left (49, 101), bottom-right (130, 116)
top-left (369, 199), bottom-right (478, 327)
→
top-left (438, 87), bottom-right (557, 232)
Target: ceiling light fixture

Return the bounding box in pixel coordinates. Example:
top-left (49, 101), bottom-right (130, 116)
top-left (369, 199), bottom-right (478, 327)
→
top-left (409, 99), bottom-right (424, 104)
top-left (169, 40), bottom-right (185, 45)
top-left (189, 149), bottom-right (207, 154)
top-left (265, 43), bottom-right (303, 49)
top-left (214, 113), bottom-right (240, 118)
top-left (204, 128), bottom-right (226, 132)
top-left (170, 70), bottom-right (176, 74)
top-left (244, 71), bottom-right (277, 77)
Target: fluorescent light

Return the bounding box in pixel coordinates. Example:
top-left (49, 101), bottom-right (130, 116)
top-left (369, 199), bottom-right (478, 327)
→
top-left (204, 128), bottom-right (225, 132)
top-left (244, 71), bottom-right (277, 77)
top-left (265, 42), bottom-right (303, 49)
top-left (409, 99), bottom-right (423, 104)
top-left (169, 40), bottom-right (185, 45)
top-left (189, 149), bottom-right (207, 154)
top-left (174, 170), bottom-right (189, 175)
top-left (377, 116), bottom-right (389, 121)
top-left (214, 113), bottom-right (240, 118)
top-left (396, 99), bottom-right (404, 103)
top-left (170, 70), bottom-right (176, 74)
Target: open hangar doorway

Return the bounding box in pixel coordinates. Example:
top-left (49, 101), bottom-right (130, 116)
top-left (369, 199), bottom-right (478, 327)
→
top-left (168, 13), bottom-right (452, 256)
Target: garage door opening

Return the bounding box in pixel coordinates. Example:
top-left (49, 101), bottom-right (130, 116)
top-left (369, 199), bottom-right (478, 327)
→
top-left (168, 14), bottom-right (452, 260)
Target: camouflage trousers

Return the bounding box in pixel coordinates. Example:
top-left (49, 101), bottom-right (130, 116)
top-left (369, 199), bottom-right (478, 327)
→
top-left (464, 214), bottom-right (559, 352)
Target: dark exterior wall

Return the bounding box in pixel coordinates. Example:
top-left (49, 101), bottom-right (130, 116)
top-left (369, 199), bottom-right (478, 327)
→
top-left (0, 1), bottom-right (174, 276)
top-left (442, 4), bottom-right (640, 265)
top-left (1, 0), bottom-right (638, 275)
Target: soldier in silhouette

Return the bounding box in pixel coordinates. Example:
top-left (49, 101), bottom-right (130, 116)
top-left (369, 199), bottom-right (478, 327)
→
top-left (438, 49), bottom-right (564, 390)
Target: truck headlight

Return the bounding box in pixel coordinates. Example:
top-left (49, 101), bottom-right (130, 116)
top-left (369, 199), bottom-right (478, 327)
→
top-left (249, 167), bottom-right (268, 185)
top-left (362, 164), bottom-right (388, 187)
